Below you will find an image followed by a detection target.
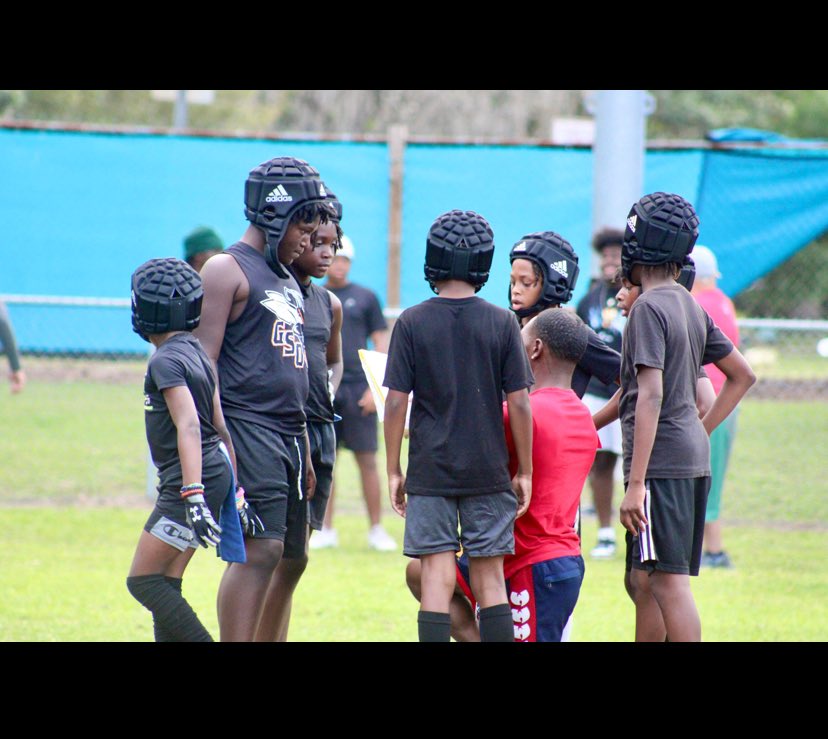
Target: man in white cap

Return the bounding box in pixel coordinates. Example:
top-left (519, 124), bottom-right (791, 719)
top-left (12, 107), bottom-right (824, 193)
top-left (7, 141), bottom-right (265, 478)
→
top-left (691, 245), bottom-right (740, 568)
top-left (317, 235), bottom-right (397, 551)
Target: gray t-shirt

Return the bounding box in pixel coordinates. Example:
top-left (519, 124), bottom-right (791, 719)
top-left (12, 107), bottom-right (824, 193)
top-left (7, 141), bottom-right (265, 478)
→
top-left (619, 284), bottom-right (733, 482)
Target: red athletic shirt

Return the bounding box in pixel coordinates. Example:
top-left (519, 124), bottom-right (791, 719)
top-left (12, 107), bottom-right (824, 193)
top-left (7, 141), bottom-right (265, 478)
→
top-left (502, 387), bottom-right (599, 579)
top-left (693, 287), bottom-right (740, 395)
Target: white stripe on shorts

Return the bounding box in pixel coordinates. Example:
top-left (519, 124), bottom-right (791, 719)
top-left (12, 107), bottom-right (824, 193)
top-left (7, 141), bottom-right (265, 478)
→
top-left (294, 436), bottom-right (303, 501)
top-left (638, 484), bottom-right (658, 563)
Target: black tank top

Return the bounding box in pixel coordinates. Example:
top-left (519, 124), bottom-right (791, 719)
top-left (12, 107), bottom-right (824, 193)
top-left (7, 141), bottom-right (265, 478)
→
top-left (300, 282), bottom-right (335, 423)
top-left (218, 242), bottom-right (309, 435)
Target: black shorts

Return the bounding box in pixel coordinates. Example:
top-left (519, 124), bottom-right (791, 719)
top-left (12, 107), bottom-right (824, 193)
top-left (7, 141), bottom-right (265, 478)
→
top-left (625, 477), bottom-right (711, 576)
top-left (403, 490), bottom-right (516, 558)
top-left (333, 380), bottom-right (378, 453)
top-left (225, 416), bottom-right (308, 559)
top-left (307, 420), bottom-right (336, 530)
top-left (144, 445), bottom-right (233, 552)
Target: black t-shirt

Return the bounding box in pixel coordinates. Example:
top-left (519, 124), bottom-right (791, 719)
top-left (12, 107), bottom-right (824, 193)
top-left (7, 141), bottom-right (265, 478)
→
top-left (327, 282), bottom-right (386, 385)
top-left (571, 326), bottom-right (621, 399)
top-left (300, 281), bottom-right (335, 423)
top-left (218, 242), bottom-right (309, 435)
top-left (144, 333), bottom-right (223, 487)
top-left (619, 284), bottom-right (734, 482)
top-left (576, 282), bottom-right (625, 399)
top-left (384, 296), bottom-right (534, 497)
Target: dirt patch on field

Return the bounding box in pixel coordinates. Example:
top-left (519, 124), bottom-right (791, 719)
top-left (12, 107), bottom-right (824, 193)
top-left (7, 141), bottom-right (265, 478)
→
top-left (22, 357), bottom-right (146, 385)
top-left (747, 378), bottom-right (828, 400)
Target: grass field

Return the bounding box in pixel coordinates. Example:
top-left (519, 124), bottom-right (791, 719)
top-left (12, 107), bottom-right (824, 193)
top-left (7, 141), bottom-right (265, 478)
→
top-left (1, 372), bottom-right (826, 641)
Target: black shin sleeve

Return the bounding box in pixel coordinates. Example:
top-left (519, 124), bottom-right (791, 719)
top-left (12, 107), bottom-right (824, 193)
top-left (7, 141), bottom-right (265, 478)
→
top-left (478, 603), bottom-right (514, 642)
top-left (151, 576), bottom-right (183, 642)
top-left (127, 574), bottom-right (213, 642)
top-left (417, 610), bottom-right (451, 642)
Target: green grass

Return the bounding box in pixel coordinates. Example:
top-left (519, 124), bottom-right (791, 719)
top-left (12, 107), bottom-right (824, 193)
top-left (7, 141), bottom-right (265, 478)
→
top-left (0, 373), bottom-right (826, 641)
top-left (0, 381), bottom-right (146, 499)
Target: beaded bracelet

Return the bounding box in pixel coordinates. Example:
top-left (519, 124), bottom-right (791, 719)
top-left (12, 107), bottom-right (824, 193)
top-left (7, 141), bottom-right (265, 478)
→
top-left (180, 483), bottom-right (205, 498)
top-left (235, 486), bottom-right (246, 509)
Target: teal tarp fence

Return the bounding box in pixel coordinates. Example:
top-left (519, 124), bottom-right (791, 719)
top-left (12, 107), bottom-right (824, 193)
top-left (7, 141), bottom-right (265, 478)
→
top-left (1, 126), bottom-right (826, 353)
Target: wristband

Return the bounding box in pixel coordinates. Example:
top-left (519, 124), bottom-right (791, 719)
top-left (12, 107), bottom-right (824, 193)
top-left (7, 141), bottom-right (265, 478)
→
top-left (181, 483), bottom-right (205, 498)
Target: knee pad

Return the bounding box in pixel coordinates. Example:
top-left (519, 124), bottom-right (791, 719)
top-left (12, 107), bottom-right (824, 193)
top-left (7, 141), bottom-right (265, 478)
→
top-left (126, 574), bottom-right (168, 608)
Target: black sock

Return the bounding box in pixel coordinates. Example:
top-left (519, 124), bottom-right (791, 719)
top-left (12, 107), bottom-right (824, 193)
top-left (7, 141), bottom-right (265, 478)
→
top-left (152, 577), bottom-right (183, 642)
top-left (478, 603), bottom-right (514, 642)
top-left (127, 574), bottom-right (213, 642)
top-left (417, 611), bottom-right (451, 642)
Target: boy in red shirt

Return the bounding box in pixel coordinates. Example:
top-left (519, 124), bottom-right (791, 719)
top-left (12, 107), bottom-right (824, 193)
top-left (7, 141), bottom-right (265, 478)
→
top-left (406, 308), bottom-right (599, 641)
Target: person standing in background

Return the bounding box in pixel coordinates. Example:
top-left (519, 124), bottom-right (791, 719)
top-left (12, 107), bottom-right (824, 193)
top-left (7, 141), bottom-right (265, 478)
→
top-left (576, 228), bottom-right (626, 559)
top-left (315, 235), bottom-right (396, 552)
top-left (0, 298), bottom-right (25, 394)
top-left (184, 226), bottom-right (224, 274)
top-left (690, 245), bottom-right (741, 569)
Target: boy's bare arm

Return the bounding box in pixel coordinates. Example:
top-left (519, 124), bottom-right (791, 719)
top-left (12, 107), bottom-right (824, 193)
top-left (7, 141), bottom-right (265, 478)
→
top-left (696, 375), bottom-right (715, 418)
top-left (211, 383), bottom-right (237, 480)
top-left (326, 292), bottom-right (344, 396)
top-left (505, 389), bottom-right (533, 517)
top-left (193, 254), bottom-right (243, 365)
top-left (163, 385), bottom-right (203, 486)
top-left (593, 387), bottom-right (621, 429)
top-left (702, 348), bottom-right (756, 435)
top-left (384, 389), bottom-right (409, 517)
top-left (620, 366), bottom-right (662, 536)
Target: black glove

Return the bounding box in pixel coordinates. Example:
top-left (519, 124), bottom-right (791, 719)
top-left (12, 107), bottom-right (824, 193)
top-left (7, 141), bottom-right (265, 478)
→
top-left (184, 493), bottom-right (222, 548)
top-left (236, 486), bottom-right (265, 537)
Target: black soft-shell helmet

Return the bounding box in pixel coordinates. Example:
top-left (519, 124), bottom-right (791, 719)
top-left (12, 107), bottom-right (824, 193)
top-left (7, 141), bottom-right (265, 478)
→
top-left (621, 192), bottom-right (699, 284)
top-left (508, 231), bottom-right (580, 318)
top-left (424, 210), bottom-right (495, 294)
top-left (244, 156), bottom-right (329, 278)
top-left (131, 258), bottom-right (203, 342)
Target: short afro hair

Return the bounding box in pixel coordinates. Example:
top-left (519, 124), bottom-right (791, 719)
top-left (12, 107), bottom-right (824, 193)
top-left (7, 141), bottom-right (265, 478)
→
top-left (530, 309), bottom-right (589, 364)
top-left (592, 227), bottom-right (625, 253)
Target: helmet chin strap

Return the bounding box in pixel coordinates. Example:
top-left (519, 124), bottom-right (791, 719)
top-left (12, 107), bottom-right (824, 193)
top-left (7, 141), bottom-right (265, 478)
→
top-left (264, 233), bottom-right (290, 279)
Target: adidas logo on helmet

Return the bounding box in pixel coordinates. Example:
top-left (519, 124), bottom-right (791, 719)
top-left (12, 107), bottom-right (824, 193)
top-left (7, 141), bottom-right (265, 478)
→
top-left (550, 260), bottom-right (568, 278)
top-left (265, 185), bottom-right (293, 203)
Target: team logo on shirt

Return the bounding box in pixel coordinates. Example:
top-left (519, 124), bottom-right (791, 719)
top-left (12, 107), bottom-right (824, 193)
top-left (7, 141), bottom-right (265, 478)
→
top-left (260, 287), bottom-right (307, 369)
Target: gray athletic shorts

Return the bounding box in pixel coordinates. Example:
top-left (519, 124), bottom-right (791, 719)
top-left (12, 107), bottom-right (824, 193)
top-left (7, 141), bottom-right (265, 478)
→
top-left (307, 420), bottom-right (336, 530)
top-left (403, 489), bottom-right (517, 558)
top-left (225, 416), bottom-right (308, 559)
top-left (144, 445), bottom-right (233, 552)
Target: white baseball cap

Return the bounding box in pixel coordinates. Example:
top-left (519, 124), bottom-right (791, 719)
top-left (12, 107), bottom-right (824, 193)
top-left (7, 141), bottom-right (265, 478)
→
top-left (337, 234), bottom-right (355, 260)
top-left (691, 245), bottom-right (721, 279)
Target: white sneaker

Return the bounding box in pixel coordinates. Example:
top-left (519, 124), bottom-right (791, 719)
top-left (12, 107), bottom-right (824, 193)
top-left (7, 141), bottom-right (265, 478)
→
top-left (590, 538), bottom-right (617, 559)
top-left (310, 527), bottom-right (338, 550)
top-left (367, 524), bottom-right (397, 552)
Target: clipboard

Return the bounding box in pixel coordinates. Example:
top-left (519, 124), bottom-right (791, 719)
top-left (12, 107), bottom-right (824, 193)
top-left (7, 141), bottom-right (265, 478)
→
top-left (358, 349), bottom-right (413, 430)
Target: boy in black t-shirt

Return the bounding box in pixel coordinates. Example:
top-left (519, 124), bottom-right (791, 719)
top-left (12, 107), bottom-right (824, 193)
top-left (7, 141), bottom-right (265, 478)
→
top-left (126, 258), bottom-right (245, 641)
top-left (384, 210), bottom-right (534, 642)
top-left (255, 194), bottom-right (344, 642)
top-left (508, 231), bottom-right (621, 400)
top-left (618, 193), bottom-right (755, 642)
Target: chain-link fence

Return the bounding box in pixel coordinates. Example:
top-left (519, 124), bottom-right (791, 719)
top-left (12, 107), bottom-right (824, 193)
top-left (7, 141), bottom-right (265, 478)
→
top-left (3, 293), bottom-right (827, 400)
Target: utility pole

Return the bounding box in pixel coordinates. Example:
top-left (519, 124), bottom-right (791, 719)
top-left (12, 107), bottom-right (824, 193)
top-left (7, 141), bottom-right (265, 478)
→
top-left (586, 90), bottom-right (655, 276)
